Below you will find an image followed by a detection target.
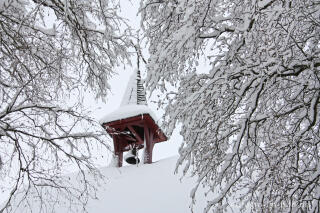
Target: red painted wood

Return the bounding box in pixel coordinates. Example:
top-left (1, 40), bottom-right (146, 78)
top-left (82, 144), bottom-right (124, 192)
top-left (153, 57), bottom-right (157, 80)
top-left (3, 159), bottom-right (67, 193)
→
top-left (127, 125), bottom-right (143, 144)
top-left (143, 125), bottom-right (150, 164)
top-left (102, 113), bottom-right (167, 167)
top-left (144, 127), bottom-right (154, 164)
top-left (103, 114), bottom-right (167, 143)
top-left (118, 151), bottom-right (123, 167)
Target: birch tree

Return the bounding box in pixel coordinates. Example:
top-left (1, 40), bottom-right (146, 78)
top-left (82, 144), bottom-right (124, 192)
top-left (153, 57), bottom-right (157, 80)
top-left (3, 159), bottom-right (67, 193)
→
top-left (141, 0), bottom-right (320, 212)
top-left (0, 0), bottom-right (131, 212)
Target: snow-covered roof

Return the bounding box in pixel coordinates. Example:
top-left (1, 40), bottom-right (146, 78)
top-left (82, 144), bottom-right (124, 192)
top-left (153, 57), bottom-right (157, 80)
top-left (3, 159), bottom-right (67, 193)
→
top-left (100, 69), bottom-right (153, 124)
top-left (99, 104), bottom-right (157, 124)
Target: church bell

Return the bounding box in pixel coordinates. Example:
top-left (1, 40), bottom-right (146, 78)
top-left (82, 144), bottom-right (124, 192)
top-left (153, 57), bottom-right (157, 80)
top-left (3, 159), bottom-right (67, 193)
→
top-left (124, 147), bottom-right (140, 165)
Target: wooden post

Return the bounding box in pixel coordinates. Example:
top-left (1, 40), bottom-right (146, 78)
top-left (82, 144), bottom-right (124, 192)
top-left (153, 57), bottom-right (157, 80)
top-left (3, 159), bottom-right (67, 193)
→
top-left (113, 135), bottom-right (123, 167)
top-left (117, 151), bottom-right (123, 167)
top-left (144, 126), bottom-right (154, 164)
top-left (149, 131), bottom-right (154, 163)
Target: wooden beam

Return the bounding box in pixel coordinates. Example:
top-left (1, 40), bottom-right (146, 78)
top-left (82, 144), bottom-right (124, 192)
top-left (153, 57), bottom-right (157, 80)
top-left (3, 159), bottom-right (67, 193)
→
top-left (122, 135), bottom-right (136, 142)
top-left (127, 125), bottom-right (144, 144)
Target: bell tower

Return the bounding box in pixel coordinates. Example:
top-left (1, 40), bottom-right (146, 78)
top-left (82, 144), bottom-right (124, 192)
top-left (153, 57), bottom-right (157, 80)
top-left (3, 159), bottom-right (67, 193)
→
top-left (100, 69), bottom-right (167, 167)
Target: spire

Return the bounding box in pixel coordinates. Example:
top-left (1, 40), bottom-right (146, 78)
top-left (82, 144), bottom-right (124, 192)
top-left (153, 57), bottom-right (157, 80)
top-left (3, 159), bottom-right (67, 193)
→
top-left (120, 69), bottom-right (147, 106)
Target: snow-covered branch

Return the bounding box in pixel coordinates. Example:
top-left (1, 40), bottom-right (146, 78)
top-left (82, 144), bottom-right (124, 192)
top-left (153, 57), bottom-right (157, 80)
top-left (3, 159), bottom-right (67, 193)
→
top-left (0, 0), bottom-right (131, 212)
top-left (141, 0), bottom-right (320, 212)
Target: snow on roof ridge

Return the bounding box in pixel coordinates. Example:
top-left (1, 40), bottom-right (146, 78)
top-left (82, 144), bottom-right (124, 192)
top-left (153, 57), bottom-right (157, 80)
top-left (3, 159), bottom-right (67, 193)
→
top-left (100, 69), bottom-right (154, 124)
top-left (99, 104), bottom-right (157, 124)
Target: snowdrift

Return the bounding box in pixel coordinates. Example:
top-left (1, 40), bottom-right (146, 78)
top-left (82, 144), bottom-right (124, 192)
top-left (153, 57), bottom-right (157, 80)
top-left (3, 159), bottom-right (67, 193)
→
top-left (5, 157), bottom-right (210, 213)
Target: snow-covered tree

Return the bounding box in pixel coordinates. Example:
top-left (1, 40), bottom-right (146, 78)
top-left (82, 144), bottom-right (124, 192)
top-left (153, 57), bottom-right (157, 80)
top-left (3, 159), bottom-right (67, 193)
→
top-left (0, 0), bottom-right (131, 212)
top-left (141, 0), bottom-right (320, 212)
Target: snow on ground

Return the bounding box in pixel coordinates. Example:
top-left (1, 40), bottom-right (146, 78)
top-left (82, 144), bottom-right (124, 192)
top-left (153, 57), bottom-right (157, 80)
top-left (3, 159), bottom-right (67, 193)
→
top-left (5, 157), bottom-right (211, 213)
top-left (84, 156), bottom-right (208, 213)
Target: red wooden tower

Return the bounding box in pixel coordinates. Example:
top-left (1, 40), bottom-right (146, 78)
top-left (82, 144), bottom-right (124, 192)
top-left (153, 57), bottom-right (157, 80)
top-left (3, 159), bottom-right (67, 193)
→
top-left (100, 70), bottom-right (167, 167)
